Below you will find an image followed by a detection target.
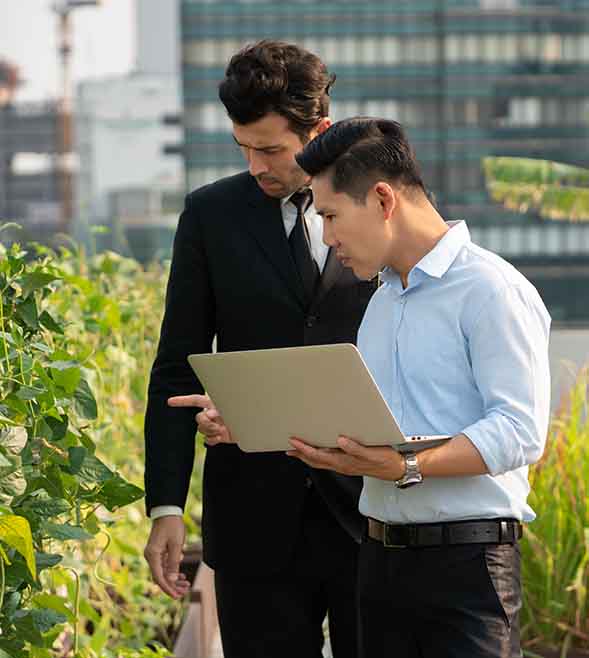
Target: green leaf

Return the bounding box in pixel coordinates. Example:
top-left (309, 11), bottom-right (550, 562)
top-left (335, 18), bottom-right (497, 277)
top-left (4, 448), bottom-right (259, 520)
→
top-left (13, 611), bottom-right (43, 644)
top-left (38, 310), bottom-right (64, 335)
top-left (29, 607), bottom-right (68, 633)
top-left (79, 597), bottom-right (101, 624)
top-left (32, 593), bottom-right (75, 623)
top-left (44, 415), bottom-right (68, 442)
top-left (96, 474), bottom-right (144, 511)
top-left (0, 646), bottom-right (24, 658)
top-left (83, 512), bottom-right (100, 536)
top-left (78, 431), bottom-right (96, 454)
top-left (16, 384), bottom-right (46, 401)
top-left (42, 521), bottom-right (93, 542)
top-left (20, 272), bottom-right (59, 298)
top-left (30, 341), bottom-right (53, 354)
top-left (3, 590), bottom-right (22, 619)
top-left (36, 465), bottom-right (65, 498)
top-left (0, 514), bottom-right (36, 579)
top-left (0, 469), bottom-right (27, 505)
top-left (50, 363), bottom-right (81, 395)
top-left (68, 449), bottom-right (113, 483)
top-left (68, 446), bottom-right (87, 473)
top-left (35, 551), bottom-right (63, 571)
top-left (73, 378), bottom-right (97, 420)
top-left (1, 396), bottom-right (29, 417)
top-left (24, 496), bottom-right (71, 518)
top-left (0, 331), bottom-right (16, 346)
top-left (16, 296), bottom-right (39, 330)
top-left (0, 427), bottom-right (27, 455)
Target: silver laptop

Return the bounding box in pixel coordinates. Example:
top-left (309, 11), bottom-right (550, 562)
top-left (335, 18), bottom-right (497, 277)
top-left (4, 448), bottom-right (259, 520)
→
top-left (188, 343), bottom-right (450, 453)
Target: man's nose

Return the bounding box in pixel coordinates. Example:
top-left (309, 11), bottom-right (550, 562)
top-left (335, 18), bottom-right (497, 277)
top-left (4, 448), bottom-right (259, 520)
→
top-left (322, 222), bottom-right (336, 247)
top-left (247, 149), bottom-right (268, 177)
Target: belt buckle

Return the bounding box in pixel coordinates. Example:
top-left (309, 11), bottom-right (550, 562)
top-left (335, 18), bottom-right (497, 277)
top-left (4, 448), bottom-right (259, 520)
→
top-left (383, 524), bottom-right (407, 549)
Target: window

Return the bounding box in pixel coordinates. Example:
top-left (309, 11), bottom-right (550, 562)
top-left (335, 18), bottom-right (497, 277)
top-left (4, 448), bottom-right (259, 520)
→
top-left (381, 37), bottom-right (401, 64)
top-left (508, 98), bottom-right (541, 126)
top-left (541, 34), bottom-right (562, 63)
top-left (446, 36), bottom-right (461, 63)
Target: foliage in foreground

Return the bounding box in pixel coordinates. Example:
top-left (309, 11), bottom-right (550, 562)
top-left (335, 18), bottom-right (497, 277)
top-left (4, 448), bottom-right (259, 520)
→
top-left (0, 238), bottom-right (202, 656)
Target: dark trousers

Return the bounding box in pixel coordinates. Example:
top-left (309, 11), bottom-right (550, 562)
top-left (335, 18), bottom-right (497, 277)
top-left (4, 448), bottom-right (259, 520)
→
top-left (358, 538), bottom-right (522, 658)
top-left (215, 486), bottom-right (360, 658)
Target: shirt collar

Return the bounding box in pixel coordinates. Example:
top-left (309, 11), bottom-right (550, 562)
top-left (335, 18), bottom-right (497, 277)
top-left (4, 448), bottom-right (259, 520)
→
top-left (414, 221), bottom-right (470, 279)
top-left (380, 221), bottom-right (470, 287)
top-left (281, 187), bottom-right (312, 209)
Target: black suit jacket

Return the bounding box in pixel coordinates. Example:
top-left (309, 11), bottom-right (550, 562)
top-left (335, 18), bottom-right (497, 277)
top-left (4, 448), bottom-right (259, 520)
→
top-left (144, 172), bottom-right (377, 574)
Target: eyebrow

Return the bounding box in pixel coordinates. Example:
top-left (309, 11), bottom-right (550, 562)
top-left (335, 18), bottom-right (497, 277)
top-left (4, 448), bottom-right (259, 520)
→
top-left (232, 135), bottom-right (282, 151)
top-left (315, 208), bottom-right (334, 217)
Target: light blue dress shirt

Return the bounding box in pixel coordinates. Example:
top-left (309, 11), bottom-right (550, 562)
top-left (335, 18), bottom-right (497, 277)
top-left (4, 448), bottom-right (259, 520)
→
top-left (358, 221), bottom-right (551, 524)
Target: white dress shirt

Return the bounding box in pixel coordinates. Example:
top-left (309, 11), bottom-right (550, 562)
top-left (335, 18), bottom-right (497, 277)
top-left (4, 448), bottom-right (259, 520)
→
top-left (151, 191), bottom-right (328, 520)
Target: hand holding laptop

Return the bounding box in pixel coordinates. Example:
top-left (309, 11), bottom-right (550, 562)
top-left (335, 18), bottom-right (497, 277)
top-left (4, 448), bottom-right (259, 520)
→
top-left (167, 393), bottom-right (235, 446)
top-left (288, 435), bottom-right (406, 481)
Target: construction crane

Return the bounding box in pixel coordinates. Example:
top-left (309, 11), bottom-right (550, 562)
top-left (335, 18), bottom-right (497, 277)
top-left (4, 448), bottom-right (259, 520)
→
top-left (53, 0), bottom-right (101, 234)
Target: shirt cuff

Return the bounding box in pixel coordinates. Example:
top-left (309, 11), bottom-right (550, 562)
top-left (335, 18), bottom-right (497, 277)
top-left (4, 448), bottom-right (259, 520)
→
top-left (150, 505), bottom-right (184, 520)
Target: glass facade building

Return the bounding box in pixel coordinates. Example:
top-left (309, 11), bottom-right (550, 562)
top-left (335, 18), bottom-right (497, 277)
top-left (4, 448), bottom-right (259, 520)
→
top-left (180, 0), bottom-right (589, 321)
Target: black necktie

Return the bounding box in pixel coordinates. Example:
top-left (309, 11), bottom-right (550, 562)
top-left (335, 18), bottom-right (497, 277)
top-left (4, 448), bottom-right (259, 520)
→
top-left (289, 189), bottom-right (319, 302)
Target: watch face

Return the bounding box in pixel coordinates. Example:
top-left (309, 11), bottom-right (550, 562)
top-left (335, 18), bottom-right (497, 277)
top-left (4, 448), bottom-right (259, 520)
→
top-left (396, 477), bottom-right (422, 489)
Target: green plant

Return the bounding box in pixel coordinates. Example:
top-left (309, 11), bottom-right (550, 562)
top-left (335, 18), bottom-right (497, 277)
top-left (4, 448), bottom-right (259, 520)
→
top-left (0, 239), bottom-right (148, 656)
top-left (521, 366), bottom-right (589, 653)
top-left (483, 157), bottom-right (589, 222)
top-left (0, 237), bottom-right (203, 656)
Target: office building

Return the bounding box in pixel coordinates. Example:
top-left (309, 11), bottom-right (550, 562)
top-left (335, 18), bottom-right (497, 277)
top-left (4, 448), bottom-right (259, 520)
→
top-left (180, 0), bottom-right (589, 320)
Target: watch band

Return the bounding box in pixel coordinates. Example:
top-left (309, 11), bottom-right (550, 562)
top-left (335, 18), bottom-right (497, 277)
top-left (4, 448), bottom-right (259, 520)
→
top-left (394, 450), bottom-right (423, 489)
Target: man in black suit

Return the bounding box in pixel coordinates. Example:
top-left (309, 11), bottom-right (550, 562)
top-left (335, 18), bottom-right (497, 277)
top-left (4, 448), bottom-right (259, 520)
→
top-left (143, 41), bottom-right (377, 658)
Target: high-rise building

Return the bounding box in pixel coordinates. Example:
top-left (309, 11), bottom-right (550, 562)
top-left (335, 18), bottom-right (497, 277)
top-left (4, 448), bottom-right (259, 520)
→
top-left (180, 0), bottom-right (589, 321)
top-left (136, 0), bottom-right (180, 76)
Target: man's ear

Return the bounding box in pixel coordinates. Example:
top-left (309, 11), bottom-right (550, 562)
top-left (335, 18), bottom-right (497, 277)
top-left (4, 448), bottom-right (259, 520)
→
top-left (374, 182), bottom-right (396, 221)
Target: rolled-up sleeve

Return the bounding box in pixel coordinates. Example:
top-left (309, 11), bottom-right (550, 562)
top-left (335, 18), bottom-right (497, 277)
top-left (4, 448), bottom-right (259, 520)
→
top-left (461, 284), bottom-right (551, 476)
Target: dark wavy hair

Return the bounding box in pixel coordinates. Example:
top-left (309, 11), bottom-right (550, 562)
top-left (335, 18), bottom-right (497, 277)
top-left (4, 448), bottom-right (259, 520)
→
top-left (218, 40), bottom-right (335, 142)
top-left (295, 117), bottom-right (427, 202)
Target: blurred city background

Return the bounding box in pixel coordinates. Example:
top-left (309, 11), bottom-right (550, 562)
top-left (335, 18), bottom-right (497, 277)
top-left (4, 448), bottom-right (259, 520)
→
top-left (1, 0), bottom-right (589, 404)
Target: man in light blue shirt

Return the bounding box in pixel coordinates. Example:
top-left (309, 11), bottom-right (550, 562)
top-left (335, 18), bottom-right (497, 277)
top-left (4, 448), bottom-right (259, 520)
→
top-left (289, 117), bottom-right (551, 658)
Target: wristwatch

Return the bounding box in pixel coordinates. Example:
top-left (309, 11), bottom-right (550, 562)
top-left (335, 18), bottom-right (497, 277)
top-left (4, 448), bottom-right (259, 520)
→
top-left (394, 451), bottom-right (423, 489)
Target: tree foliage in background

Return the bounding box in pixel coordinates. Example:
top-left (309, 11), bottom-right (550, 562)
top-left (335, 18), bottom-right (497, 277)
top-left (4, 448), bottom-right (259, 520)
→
top-left (483, 157), bottom-right (589, 222)
top-left (0, 233), bottom-right (202, 657)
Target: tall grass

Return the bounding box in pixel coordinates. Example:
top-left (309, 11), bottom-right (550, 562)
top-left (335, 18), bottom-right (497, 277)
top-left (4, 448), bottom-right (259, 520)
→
top-left (522, 366), bottom-right (589, 654)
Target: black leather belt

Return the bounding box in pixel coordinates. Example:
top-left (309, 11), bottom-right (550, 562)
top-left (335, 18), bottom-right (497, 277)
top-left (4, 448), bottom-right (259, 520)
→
top-left (367, 518), bottom-right (522, 548)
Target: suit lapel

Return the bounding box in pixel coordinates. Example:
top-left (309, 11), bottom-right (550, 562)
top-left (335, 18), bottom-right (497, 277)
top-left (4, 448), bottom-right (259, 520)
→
top-left (242, 177), bottom-right (307, 307)
top-left (311, 247), bottom-right (345, 311)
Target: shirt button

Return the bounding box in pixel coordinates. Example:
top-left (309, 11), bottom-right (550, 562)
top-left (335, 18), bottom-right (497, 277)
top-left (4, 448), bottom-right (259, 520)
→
top-left (305, 476), bottom-right (313, 488)
top-left (305, 315), bottom-right (317, 328)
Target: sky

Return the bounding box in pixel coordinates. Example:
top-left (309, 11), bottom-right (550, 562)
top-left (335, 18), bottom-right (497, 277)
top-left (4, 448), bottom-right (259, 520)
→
top-left (1, 0), bottom-right (136, 102)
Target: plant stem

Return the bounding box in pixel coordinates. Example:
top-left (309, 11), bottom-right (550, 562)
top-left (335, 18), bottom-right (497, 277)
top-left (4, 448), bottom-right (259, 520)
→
top-left (62, 567), bottom-right (81, 655)
top-left (0, 553), bottom-right (5, 610)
